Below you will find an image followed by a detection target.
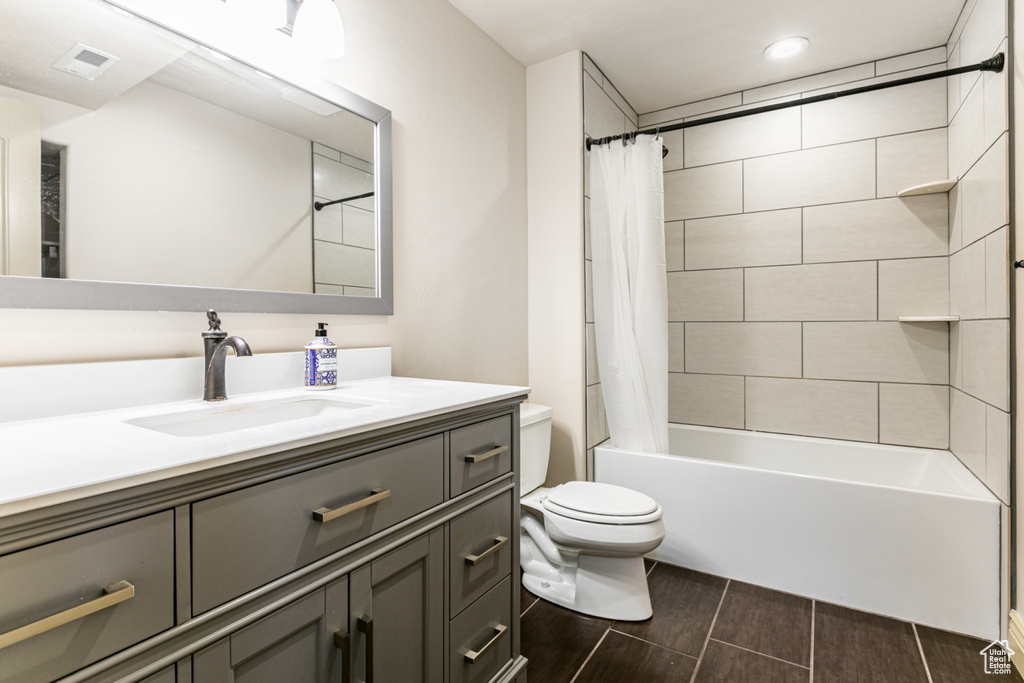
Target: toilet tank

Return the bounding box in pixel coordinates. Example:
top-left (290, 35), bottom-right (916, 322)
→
top-left (519, 403), bottom-right (553, 495)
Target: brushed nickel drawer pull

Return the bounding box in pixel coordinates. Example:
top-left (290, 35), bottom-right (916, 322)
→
top-left (0, 580), bottom-right (135, 651)
top-left (464, 536), bottom-right (509, 566)
top-left (464, 624), bottom-right (508, 663)
top-left (464, 444), bottom-right (508, 464)
top-left (314, 488), bottom-right (391, 523)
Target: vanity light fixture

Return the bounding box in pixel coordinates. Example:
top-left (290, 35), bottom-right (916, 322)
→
top-left (292, 0), bottom-right (346, 59)
top-left (764, 37), bottom-right (809, 60)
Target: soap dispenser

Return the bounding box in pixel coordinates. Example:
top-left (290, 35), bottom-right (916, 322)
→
top-left (304, 323), bottom-right (337, 390)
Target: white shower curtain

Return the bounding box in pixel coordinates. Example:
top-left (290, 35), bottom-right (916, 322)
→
top-left (589, 135), bottom-right (668, 453)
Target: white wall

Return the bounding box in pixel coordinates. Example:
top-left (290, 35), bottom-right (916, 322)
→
top-left (34, 81), bottom-right (313, 292)
top-left (0, 0), bottom-right (529, 389)
top-left (527, 52), bottom-right (586, 484)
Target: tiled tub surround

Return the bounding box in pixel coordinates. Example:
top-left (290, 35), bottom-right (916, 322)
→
top-left (582, 54), bottom-right (638, 468)
top-left (0, 348), bottom-right (528, 515)
top-left (659, 71), bottom-right (951, 444)
top-left (946, 0), bottom-right (1010, 503)
top-left (621, 18), bottom-right (1010, 501)
top-left (595, 424), bottom-right (1002, 640)
top-left (312, 142), bottom-right (376, 296)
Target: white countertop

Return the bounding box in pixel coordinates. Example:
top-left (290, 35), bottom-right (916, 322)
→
top-left (0, 365), bottom-right (528, 518)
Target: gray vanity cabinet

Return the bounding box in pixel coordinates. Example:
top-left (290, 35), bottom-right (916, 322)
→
top-left (348, 529), bottom-right (444, 683)
top-left (193, 584), bottom-right (344, 683)
top-left (0, 399), bottom-right (526, 683)
top-left (0, 512), bottom-right (175, 683)
top-left (139, 668), bottom-right (177, 683)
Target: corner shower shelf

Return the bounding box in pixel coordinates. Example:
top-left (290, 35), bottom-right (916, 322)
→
top-left (897, 316), bottom-right (960, 322)
top-left (896, 179), bottom-right (958, 197)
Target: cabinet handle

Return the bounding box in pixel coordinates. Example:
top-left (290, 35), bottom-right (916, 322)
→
top-left (0, 580), bottom-right (135, 651)
top-left (464, 444), bottom-right (508, 464)
top-left (464, 536), bottom-right (509, 566)
top-left (464, 624), bottom-right (508, 664)
top-left (334, 629), bottom-right (351, 683)
top-left (314, 488), bottom-right (391, 523)
top-left (337, 630), bottom-right (354, 683)
top-left (358, 615), bottom-right (374, 683)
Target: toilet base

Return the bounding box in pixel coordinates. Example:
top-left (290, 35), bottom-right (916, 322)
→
top-left (521, 544), bottom-right (653, 621)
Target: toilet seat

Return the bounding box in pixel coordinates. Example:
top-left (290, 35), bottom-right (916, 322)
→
top-left (542, 481), bottom-right (663, 525)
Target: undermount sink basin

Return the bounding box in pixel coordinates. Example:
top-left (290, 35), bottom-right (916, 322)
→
top-left (126, 397), bottom-right (375, 437)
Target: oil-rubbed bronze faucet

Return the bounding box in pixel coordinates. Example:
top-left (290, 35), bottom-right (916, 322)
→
top-left (202, 309), bottom-right (252, 401)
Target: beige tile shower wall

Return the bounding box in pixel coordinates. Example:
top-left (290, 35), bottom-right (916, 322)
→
top-left (582, 53), bottom-right (639, 467)
top-left (656, 46), bottom-right (956, 451)
top-left (947, 0), bottom-right (1010, 502)
top-left (312, 144), bottom-right (375, 294)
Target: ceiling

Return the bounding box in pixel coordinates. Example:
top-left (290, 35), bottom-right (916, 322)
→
top-left (446, 0), bottom-right (966, 114)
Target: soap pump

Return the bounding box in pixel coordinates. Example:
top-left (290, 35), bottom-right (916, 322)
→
top-left (304, 322), bottom-right (338, 390)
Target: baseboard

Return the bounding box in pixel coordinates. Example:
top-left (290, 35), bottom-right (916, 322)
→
top-left (1008, 610), bottom-right (1024, 672)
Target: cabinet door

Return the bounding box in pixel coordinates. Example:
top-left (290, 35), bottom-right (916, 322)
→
top-left (193, 589), bottom-right (336, 683)
top-left (349, 529), bottom-right (444, 683)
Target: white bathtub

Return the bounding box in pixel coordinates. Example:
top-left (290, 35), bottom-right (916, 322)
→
top-left (594, 424), bottom-right (1004, 640)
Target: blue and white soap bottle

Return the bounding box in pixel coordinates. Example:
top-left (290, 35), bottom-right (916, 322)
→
top-left (304, 322), bottom-right (337, 390)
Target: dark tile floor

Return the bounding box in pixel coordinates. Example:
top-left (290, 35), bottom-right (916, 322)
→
top-left (521, 560), bottom-right (1024, 682)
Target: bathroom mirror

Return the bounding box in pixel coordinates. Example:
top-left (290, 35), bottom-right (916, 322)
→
top-left (0, 0), bottom-right (393, 314)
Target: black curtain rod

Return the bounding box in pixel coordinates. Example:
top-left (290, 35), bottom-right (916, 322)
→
top-left (313, 191), bottom-right (375, 211)
top-left (587, 52), bottom-right (1005, 150)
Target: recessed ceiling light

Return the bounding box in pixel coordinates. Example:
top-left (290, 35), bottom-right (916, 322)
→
top-left (764, 37), bottom-right (809, 61)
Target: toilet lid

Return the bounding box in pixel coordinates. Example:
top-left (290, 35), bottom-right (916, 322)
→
top-left (543, 481), bottom-right (661, 524)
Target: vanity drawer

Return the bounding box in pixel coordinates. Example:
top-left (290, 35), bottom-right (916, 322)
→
top-left (0, 512), bottom-right (175, 683)
top-left (450, 415), bottom-right (513, 497)
top-left (192, 435), bottom-right (444, 614)
top-left (449, 490), bottom-right (513, 617)
top-left (449, 576), bottom-right (513, 683)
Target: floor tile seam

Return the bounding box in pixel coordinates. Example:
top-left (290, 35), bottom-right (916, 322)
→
top-left (568, 625), bottom-right (613, 683)
top-left (912, 623), bottom-right (936, 683)
top-left (688, 578), bottom-right (731, 683)
top-left (707, 637), bottom-right (812, 670)
top-left (520, 597), bottom-right (539, 618)
top-left (646, 560), bottom-right (658, 576)
top-left (608, 627), bottom-right (701, 660)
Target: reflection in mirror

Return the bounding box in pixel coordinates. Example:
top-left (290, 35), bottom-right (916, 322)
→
top-left (0, 0), bottom-right (392, 314)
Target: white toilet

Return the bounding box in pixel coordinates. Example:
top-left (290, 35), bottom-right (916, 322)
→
top-left (518, 403), bottom-right (665, 621)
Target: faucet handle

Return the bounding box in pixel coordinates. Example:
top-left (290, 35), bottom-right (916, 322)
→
top-left (203, 309), bottom-right (227, 341)
top-left (206, 309), bottom-right (222, 331)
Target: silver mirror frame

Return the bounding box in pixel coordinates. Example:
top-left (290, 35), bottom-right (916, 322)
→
top-left (0, 0), bottom-right (393, 315)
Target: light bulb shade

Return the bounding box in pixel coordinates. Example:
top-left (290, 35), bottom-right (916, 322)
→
top-left (227, 0), bottom-right (287, 30)
top-left (293, 0), bottom-right (346, 59)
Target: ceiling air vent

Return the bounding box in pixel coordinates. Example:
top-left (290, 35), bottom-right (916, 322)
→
top-left (52, 44), bottom-right (120, 80)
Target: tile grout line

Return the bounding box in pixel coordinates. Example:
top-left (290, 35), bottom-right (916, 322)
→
top-left (569, 625), bottom-right (612, 683)
top-left (912, 623), bottom-right (936, 683)
top-left (688, 579), bottom-right (730, 683)
top-left (520, 597), bottom-right (539, 619)
top-left (611, 627), bottom-right (700, 659)
top-left (809, 600), bottom-right (816, 682)
top-left (707, 637), bottom-right (811, 670)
